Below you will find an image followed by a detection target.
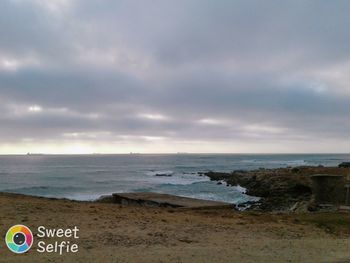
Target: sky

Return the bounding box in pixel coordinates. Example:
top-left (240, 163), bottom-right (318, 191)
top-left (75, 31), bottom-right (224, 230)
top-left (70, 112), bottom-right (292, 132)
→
top-left (0, 0), bottom-right (350, 154)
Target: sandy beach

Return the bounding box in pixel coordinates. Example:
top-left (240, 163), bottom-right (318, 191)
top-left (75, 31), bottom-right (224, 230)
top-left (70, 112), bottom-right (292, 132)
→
top-left (1, 192), bottom-right (350, 263)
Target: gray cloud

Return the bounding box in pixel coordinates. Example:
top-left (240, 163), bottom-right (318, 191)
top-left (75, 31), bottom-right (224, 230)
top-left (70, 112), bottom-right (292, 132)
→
top-left (0, 0), bottom-right (350, 153)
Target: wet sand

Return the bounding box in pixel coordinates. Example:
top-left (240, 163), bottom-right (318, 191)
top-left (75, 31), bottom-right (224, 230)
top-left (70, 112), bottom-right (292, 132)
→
top-left (1, 192), bottom-right (350, 263)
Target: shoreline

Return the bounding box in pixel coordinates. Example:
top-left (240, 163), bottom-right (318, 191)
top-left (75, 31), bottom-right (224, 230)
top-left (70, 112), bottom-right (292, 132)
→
top-left (3, 165), bottom-right (350, 212)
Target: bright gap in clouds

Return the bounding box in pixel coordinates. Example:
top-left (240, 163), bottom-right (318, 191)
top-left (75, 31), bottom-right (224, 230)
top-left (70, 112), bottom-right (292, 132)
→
top-left (138, 113), bottom-right (168, 121)
top-left (28, 105), bottom-right (42, 112)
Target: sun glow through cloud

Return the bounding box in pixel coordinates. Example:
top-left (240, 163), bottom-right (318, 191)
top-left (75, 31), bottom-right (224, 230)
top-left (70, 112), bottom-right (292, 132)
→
top-left (139, 113), bottom-right (168, 121)
top-left (28, 105), bottom-right (42, 112)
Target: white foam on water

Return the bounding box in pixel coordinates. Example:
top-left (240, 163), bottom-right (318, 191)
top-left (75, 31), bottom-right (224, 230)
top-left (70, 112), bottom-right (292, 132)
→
top-left (66, 193), bottom-right (101, 201)
top-left (234, 184), bottom-right (247, 194)
top-left (144, 171), bottom-right (210, 186)
top-left (145, 170), bottom-right (174, 176)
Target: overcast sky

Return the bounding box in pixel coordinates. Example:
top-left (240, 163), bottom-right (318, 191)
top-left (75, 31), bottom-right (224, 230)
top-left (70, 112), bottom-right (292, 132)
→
top-left (0, 0), bottom-right (350, 154)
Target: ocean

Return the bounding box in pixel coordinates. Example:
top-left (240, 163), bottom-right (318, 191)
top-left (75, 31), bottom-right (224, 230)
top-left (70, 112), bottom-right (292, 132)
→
top-left (0, 154), bottom-right (348, 204)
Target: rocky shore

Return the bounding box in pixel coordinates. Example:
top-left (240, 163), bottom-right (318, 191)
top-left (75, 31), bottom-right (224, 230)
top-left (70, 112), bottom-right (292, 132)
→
top-left (203, 166), bottom-right (350, 212)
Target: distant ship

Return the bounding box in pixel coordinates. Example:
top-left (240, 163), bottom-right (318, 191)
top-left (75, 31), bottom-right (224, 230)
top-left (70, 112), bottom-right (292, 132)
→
top-left (26, 152), bottom-right (44, 156)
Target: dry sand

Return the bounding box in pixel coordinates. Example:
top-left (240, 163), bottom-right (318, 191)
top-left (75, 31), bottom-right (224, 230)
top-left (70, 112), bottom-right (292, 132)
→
top-left (1, 192), bottom-right (350, 263)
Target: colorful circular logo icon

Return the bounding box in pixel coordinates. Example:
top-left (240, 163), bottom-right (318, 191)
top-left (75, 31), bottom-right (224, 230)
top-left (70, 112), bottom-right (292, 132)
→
top-left (5, 225), bottom-right (33, 254)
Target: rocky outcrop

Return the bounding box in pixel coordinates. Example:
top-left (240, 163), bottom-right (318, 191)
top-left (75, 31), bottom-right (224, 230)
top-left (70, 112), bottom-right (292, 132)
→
top-left (339, 162), bottom-right (350, 168)
top-left (204, 166), bottom-right (350, 212)
top-left (155, 173), bottom-right (173, 177)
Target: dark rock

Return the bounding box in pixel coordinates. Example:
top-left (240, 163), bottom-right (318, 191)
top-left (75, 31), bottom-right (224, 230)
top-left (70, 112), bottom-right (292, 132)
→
top-left (291, 167), bottom-right (300, 173)
top-left (307, 203), bottom-right (318, 212)
top-left (202, 165), bottom-right (350, 212)
top-left (233, 170), bottom-right (248, 173)
top-left (155, 173), bottom-right (172, 177)
top-left (289, 183), bottom-right (312, 196)
top-left (339, 162), bottom-right (350, 168)
top-left (203, 167), bottom-right (314, 211)
top-left (205, 171), bottom-right (231, 181)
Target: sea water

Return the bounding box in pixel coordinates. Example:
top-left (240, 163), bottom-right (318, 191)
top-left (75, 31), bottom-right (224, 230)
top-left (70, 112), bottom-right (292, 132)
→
top-left (0, 154), bottom-right (348, 204)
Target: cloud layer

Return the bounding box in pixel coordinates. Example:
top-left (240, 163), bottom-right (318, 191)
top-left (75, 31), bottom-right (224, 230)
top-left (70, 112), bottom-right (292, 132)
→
top-left (1, 0), bottom-right (350, 153)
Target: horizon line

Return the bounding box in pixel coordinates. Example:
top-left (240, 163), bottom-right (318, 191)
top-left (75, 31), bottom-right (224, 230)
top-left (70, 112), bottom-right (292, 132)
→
top-left (0, 152), bottom-right (349, 156)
